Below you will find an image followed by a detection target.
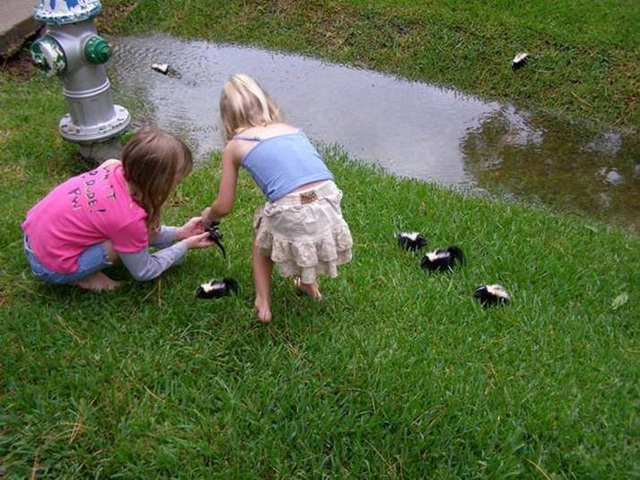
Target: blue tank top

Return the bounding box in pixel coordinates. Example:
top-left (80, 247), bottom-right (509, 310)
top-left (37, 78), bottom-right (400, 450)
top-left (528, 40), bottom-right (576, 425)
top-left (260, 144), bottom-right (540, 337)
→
top-left (237, 132), bottom-right (334, 202)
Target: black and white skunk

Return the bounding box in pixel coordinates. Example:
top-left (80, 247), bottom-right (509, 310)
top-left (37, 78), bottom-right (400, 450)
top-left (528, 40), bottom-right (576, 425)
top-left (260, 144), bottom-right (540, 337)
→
top-left (206, 221), bottom-right (226, 259)
top-left (420, 246), bottom-right (465, 272)
top-left (474, 284), bottom-right (510, 307)
top-left (150, 63), bottom-right (182, 78)
top-left (397, 232), bottom-right (428, 251)
top-left (196, 277), bottom-right (239, 299)
top-left (511, 52), bottom-right (529, 71)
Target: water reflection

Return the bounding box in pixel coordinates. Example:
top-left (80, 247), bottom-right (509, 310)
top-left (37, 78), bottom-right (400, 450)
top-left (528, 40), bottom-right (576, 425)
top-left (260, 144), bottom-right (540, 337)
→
top-left (110, 34), bottom-right (497, 187)
top-left (461, 107), bottom-right (639, 232)
top-left (109, 34), bottom-right (639, 233)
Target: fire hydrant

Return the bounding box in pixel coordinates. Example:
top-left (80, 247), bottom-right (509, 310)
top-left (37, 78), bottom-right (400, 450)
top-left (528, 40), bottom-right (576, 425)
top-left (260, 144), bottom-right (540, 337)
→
top-left (30, 0), bottom-right (131, 161)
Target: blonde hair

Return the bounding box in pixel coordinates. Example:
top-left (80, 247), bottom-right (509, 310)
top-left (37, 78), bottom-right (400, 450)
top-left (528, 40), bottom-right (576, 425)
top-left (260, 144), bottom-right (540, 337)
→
top-left (220, 73), bottom-right (282, 143)
top-left (121, 127), bottom-right (193, 231)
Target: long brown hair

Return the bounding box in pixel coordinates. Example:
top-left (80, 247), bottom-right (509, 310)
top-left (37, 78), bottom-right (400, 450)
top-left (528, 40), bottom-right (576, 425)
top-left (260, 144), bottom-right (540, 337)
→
top-left (220, 74), bottom-right (282, 144)
top-left (121, 128), bottom-right (193, 231)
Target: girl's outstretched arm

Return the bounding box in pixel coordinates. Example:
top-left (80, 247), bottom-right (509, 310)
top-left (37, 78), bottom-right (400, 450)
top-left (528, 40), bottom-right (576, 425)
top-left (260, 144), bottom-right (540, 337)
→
top-left (203, 144), bottom-right (241, 225)
top-left (149, 217), bottom-right (205, 249)
top-left (119, 231), bottom-right (213, 282)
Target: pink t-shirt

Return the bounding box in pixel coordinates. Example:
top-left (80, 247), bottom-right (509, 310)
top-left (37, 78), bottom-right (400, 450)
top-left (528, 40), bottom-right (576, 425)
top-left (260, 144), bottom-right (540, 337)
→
top-left (22, 161), bottom-right (149, 273)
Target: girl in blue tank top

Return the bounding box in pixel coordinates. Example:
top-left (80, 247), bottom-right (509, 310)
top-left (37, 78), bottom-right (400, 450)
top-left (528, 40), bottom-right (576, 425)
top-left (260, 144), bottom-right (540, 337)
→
top-left (202, 74), bottom-right (353, 323)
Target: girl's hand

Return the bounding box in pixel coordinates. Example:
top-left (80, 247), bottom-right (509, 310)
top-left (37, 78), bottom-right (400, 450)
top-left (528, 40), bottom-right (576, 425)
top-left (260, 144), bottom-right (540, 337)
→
top-left (176, 217), bottom-right (205, 240)
top-left (183, 232), bottom-right (215, 249)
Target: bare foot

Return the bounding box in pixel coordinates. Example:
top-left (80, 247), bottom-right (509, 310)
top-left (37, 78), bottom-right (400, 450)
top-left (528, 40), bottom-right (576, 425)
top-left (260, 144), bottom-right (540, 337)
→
top-left (75, 272), bottom-right (120, 292)
top-left (254, 297), bottom-right (272, 323)
top-left (293, 277), bottom-right (323, 300)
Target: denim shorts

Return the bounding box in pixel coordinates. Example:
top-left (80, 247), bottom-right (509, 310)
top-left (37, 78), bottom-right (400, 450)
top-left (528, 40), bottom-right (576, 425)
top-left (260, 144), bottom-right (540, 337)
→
top-left (23, 235), bottom-right (112, 285)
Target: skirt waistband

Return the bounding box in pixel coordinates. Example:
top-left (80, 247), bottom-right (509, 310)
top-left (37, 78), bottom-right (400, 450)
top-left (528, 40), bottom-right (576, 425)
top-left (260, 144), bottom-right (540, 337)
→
top-left (272, 180), bottom-right (337, 207)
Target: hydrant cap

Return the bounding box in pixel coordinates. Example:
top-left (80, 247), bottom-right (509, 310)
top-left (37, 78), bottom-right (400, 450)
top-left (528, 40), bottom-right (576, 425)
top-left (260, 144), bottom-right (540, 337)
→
top-left (34, 0), bottom-right (102, 26)
top-left (31, 36), bottom-right (67, 76)
top-left (85, 36), bottom-right (111, 64)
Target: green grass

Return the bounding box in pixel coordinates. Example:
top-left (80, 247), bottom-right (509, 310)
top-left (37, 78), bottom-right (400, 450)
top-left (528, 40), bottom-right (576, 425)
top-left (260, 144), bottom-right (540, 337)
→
top-left (1, 73), bottom-right (638, 477)
top-left (101, 0), bottom-right (639, 131)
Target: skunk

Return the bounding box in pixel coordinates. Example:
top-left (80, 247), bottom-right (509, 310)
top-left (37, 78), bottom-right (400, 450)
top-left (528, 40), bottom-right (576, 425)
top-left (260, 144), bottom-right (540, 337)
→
top-left (196, 277), bottom-right (239, 299)
top-left (397, 231), bottom-right (428, 251)
top-left (150, 63), bottom-right (182, 78)
top-left (206, 221), bottom-right (226, 259)
top-left (420, 246), bottom-right (465, 272)
top-left (474, 284), bottom-right (510, 307)
top-left (511, 52), bottom-right (529, 71)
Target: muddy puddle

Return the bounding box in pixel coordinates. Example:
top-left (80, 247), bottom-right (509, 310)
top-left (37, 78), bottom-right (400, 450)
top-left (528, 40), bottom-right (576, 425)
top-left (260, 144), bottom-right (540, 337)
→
top-left (110, 34), bottom-right (639, 233)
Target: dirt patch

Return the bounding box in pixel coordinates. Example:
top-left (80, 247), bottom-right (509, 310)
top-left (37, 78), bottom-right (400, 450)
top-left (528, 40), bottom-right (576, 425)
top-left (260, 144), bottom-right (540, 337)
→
top-left (1, 47), bottom-right (37, 81)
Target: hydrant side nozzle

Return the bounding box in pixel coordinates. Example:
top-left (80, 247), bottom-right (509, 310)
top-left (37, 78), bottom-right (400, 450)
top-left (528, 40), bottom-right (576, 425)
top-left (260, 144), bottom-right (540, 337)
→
top-left (84, 36), bottom-right (112, 65)
top-left (31, 36), bottom-right (67, 76)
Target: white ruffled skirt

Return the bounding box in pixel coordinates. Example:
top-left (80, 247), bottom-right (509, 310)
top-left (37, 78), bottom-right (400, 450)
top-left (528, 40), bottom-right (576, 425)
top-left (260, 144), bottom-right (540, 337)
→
top-left (253, 181), bottom-right (353, 284)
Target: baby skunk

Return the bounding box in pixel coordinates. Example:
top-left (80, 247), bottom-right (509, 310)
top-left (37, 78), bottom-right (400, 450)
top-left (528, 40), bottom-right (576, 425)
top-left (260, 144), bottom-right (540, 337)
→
top-left (196, 277), bottom-right (239, 299)
top-left (511, 52), bottom-right (529, 71)
top-left (397, 232), bottom-right (428, 251)
top-left (474, 284), bottom-right (510, 307)
top-left (206, 221), bottom-right (226, 259)
top-left (150, 63), bottom-right (182, 78)
top-left (420, 246), bottom-right (465, 272)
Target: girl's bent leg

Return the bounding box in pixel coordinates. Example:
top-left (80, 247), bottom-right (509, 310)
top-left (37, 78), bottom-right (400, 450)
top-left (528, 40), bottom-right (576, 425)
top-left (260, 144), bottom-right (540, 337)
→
top-left (75, 271), bottom-right (120, 291)
top-left (75, 241), bottom-right (120, 291)
top-left (252, 242), bottom-right (273, 322)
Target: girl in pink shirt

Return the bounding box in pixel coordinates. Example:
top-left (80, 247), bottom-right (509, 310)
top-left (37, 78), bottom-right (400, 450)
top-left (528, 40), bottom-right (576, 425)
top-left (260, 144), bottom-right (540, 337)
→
top-left (22, 128), bottom-right (214, 291)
